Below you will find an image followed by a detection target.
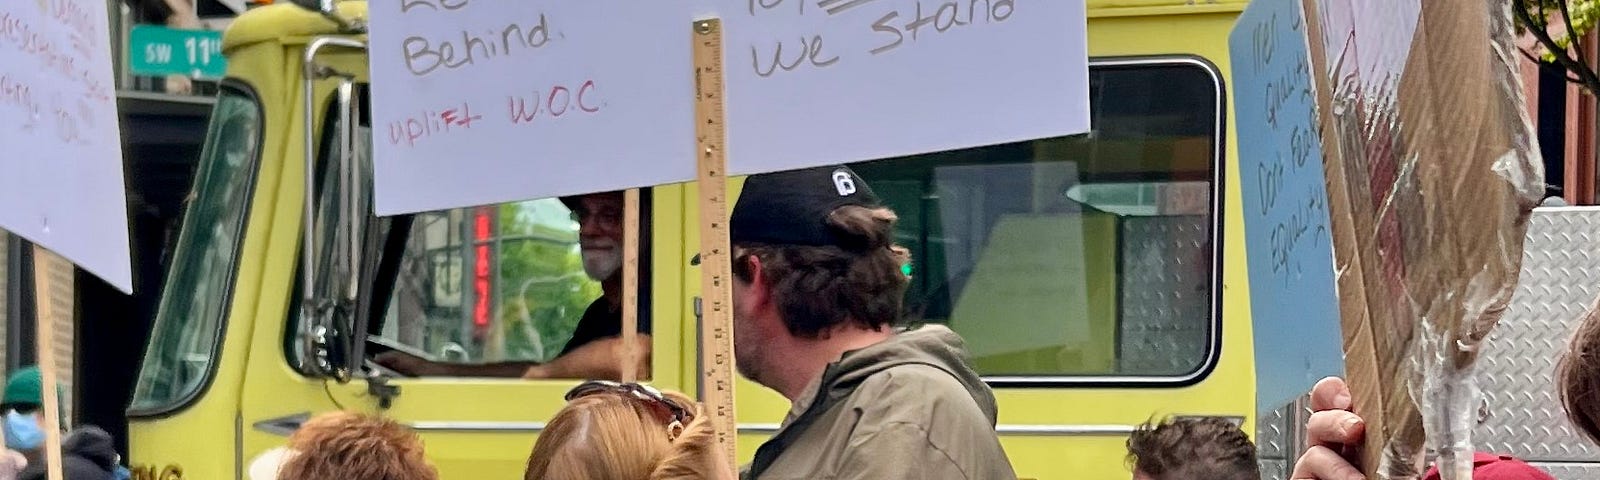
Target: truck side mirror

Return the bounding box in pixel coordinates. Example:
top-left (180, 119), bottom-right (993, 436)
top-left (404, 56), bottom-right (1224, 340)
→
top-left (329, 78), bottom-right (365, 380)
top-left (297, 37), bottom-right (366, 380)
top-left (332, 78), bottom-right (385, 378)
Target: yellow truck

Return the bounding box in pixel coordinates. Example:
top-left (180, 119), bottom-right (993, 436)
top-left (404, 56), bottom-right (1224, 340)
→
top-left (125, 1), bottom-right (1256, 478)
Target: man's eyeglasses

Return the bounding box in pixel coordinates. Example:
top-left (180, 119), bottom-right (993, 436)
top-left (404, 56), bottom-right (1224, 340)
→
top-left (565, 380), bottom-right (690, 428)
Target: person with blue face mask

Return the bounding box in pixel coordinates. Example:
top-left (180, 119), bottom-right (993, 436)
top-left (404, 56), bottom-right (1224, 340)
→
top-left (0, 366), bottom-right (51, 479)
top-left (1, 367), bottom-right (56, 464)
top-left (1, 367), bottom-right (121, 480)
top-left (3, 410), bottom-right (44, 452)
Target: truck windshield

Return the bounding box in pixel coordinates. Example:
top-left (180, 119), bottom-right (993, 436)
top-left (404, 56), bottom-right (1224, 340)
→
top-left (131, 86), bottom-right (263, 415)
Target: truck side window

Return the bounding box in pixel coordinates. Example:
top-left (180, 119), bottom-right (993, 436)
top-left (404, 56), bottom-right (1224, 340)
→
top-left (373, 192), bottom-right (653, 372)
top-left (279, 83), bottom-right (653, 379)
top-left (850, 59), bottom-right (1222, 383)
top-left (132, 85), bottom-right (263, 415)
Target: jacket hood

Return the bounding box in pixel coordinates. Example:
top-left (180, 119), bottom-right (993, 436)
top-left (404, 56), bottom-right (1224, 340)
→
top-left (61, 426), bottom-right (118, 469)
top-left (18, 426), bottom-right (118, 480)
top-left (818, 324), bottom-right (998, 423)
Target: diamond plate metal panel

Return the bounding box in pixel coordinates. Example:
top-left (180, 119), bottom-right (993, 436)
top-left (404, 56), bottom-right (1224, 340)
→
top-left (1256, 399), bottom-right (1307, 480)
top-left (1258, 459), bottom-right (1288, 480)
top-left (1118, 216), bottom-right (1212, 375)
top-left (1257, 405), bottom-right (1292, 480)
top-left (1476, 208), bottom-right (1600, 464)
top-left (1257, 402), bottom-right (1291, 459)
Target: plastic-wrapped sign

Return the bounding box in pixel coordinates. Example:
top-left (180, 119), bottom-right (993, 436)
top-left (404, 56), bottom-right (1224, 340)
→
top-left (1308, 0), bottom-right (1544, 477)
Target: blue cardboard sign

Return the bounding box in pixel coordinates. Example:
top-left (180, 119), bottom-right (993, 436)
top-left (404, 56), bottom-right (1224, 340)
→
top-left (1229, 0), bottom-right (1345, 413)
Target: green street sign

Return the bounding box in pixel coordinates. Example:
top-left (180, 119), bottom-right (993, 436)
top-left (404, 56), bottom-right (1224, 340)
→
top-left (128, 25), bottom-right (226, 79)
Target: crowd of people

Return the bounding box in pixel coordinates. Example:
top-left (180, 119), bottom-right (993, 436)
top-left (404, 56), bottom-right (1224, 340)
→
top-left (2, 164), bottom-right (1594, 479)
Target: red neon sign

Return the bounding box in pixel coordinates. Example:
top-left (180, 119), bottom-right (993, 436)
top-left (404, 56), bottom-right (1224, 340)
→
top-left (473, 207), bottom-right (493, 330)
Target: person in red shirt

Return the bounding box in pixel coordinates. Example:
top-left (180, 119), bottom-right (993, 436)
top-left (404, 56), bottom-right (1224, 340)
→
top-left (1292, 377), bottom-right (1559, 480)
top-left (1421, 452), bottom-right (1554, 480)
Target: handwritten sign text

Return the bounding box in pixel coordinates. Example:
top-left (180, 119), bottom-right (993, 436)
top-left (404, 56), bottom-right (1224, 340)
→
top-left (0, 0), bottom-right (133, 293)
top-left (714, 0), bottom-right (1088, 175)
top-left (368, 1), bottom-right (692, 215)
top-left (368, 0), bottom-right (1091, 213)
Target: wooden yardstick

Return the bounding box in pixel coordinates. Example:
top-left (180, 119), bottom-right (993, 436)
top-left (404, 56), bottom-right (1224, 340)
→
top-left (692, 18), bottom-right (738, 467)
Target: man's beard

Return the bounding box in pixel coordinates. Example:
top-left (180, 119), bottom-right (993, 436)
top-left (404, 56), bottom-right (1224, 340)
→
top-left (734, 328), bottom-right (763, 383)
top-left (733, 310), bottom-right (771, 386)
top-left (581, 243), bottom-right (622, 280)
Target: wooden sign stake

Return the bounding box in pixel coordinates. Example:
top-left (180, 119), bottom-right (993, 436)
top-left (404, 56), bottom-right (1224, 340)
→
top-left (692, 17), bottom-right (738, 468)
top-left (31, 245), bottom-right (66, 480)
top-left (621, 188), bottom-right (641, 384)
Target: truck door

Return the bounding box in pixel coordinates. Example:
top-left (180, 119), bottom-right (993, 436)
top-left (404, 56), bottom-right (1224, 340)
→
top-left (239, 76), bottom-right (678, 478)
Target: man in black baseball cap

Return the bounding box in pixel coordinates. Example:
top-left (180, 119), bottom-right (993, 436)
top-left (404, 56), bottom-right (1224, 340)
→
top-left (691, 165), bottom-right (882, 265)
top-left (718, 165), bottom-right (1015, 479)
top-left (377, 191), bottom-right (653, 380)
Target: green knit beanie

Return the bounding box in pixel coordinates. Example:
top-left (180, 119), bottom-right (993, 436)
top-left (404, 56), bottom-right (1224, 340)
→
top-left (3, 367), bottom-right (41, 406)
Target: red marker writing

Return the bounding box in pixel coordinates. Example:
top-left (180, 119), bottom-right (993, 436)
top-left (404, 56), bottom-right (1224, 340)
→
top-left (387, 101), bottom-right (479, 148)
top-left (508, 80), bottom-right (601, 125)
top-left (440, 105), bottom-right (481, 128)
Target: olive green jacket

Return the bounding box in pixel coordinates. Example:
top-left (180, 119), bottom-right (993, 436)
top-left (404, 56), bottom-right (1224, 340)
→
top-left (742, 325), bottom-right (1017, 480)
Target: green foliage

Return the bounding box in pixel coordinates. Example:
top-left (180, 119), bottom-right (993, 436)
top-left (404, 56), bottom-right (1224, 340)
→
top-left (1518, 1), bottom-right (1598, 58)
top-left (1575, 0), bottom-right (1600, 37)
top-left (1516, 0), bottom-right (1600, 95)
top-left (382, 200), bottom-right (598, 364)
top-left (493, 202), bottom-right (601, 362)
top-left (1541, 1), bottom-right (1600, 61)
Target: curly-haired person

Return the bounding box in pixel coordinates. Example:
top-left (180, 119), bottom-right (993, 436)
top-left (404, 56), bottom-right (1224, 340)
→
top-left (1126, 416), bottom-right (1259, 480)
top-left (249, 411), bottom-right (438, 480)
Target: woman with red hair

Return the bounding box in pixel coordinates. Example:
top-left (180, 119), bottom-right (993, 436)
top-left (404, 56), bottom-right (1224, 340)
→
top-left (249, 411), bottom-right (438, 480)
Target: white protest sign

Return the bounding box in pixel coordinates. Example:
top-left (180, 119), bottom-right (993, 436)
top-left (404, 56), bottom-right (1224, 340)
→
top-left (0, 0), bottom-right (133, 293)
top-left (369, 1), bottom-right (1091, 215)
top-left (367, 1), bottom-right (695, 216)
top-left (710, 0), bottom-right (1091, 175)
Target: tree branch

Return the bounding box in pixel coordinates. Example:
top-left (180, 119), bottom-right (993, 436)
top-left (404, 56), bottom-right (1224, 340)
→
top-left (1522, 46), bottom-right (1547, 64)
top-left (1558, 0), bottom-right (1596, 84)
top-left (1519, 48), bottom-right (1589, 85)
top-left (1515, 0), bottom-right (1600, 94)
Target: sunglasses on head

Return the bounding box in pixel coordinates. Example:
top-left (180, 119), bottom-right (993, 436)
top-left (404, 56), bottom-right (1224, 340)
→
top-left (565, 380), bottom-right (691, 429)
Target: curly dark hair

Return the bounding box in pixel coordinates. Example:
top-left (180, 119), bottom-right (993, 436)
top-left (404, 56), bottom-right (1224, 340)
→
top-left (1560, 298), bottom-right (1600, 446)
top-left (732, 205), bottom-right (911, 338)
top-left (1126, 416), bottom-right (1259, 480)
